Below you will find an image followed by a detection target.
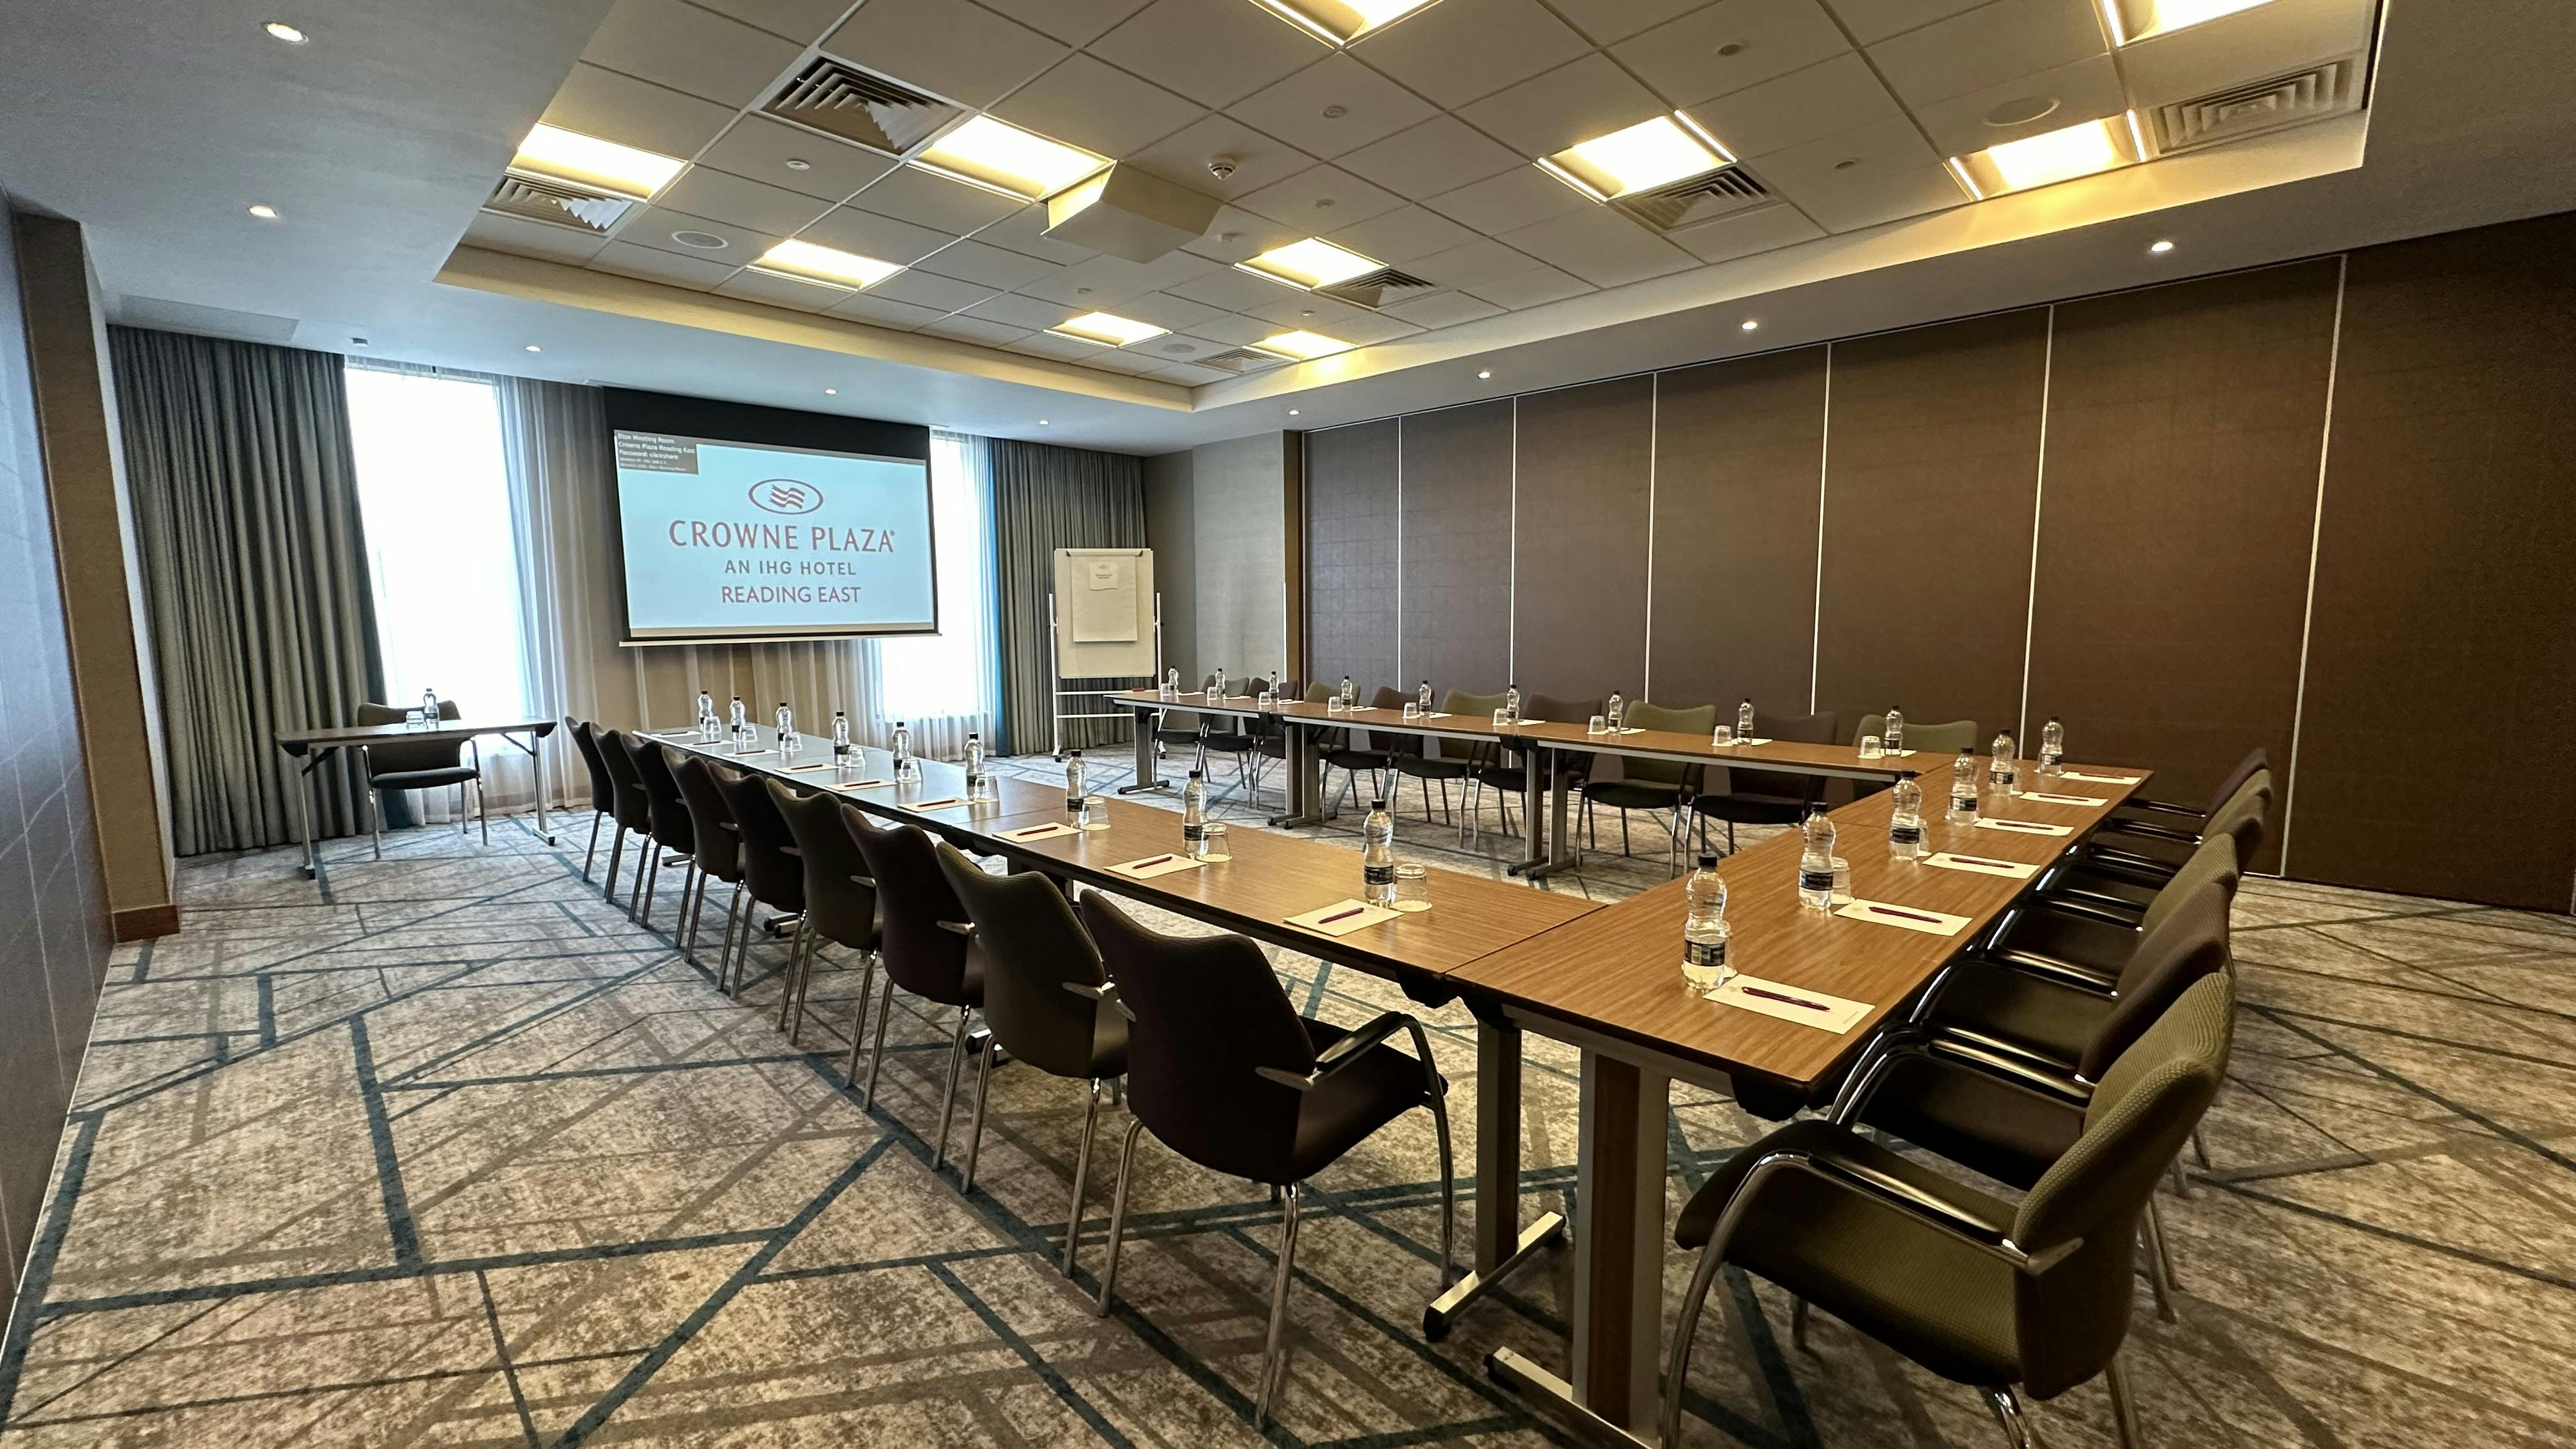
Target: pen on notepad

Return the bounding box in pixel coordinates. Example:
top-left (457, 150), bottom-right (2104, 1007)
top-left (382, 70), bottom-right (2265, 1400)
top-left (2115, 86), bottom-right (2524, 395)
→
top-left (1865, 904), bottom-right (1943, 924)
top-left (1946, 853), bottom-right (2021, 868)
top-left (1127, 854), bottom-right (1174, 870)
top-left (1317, 905), bottom-right (1365, 924)
top-left (1740, 986), bottom-right (1830, 1011)
top-left (1983, 819), bottom-right (2052, 832)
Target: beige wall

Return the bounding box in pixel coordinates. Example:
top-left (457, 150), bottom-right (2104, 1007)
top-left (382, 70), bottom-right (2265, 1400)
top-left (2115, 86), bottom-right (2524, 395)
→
top-left (1142, 433), bottom-right (1299, 690)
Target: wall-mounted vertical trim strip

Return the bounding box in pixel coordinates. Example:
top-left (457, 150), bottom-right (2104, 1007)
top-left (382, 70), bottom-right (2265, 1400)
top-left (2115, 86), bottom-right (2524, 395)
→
top-left (2018, 305), bottom-right (2057, 749)
top-left (1508, 397), bottom-right (1519, 683)
top-left (2278, 252), bottom-right (2349, 877)
top-left (1644, 372), bottom-right (1659, 700)
top-left (1393, 415), bottom-right (1404, 690)
top-left (1809, 342), bottom-right (1833, 712)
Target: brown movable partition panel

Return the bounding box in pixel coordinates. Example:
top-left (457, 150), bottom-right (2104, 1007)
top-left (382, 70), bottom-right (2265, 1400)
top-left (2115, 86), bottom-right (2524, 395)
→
top-left (1648, 347), bottom-right (1828, 714)
top-left (2288, 215), bottom-right (2576, 908)
top-left (2026, 262), bottom-right (2339, 870)
top-left (1303, 420), bottom-right (1399, 694)
top-left (1398, 401), bottom-right (1514, 696)
top-left (1813, 309), bottom-right (2048, 748)
top-left (1510, 377), bottom-right (1653, 703)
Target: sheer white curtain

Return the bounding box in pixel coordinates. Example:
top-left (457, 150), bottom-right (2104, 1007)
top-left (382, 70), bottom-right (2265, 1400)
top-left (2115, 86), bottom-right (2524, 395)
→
top-left (866, 430), bottom-right (994, 758)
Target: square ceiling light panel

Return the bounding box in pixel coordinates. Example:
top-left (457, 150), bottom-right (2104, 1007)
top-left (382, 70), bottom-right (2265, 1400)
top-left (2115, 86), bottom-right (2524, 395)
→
top-left (1947, 112), bottom-right (2149, 197)
top-left (911, 114), bottom-right (1109, 201)
top-left (1236, 236), bottom-right (1382, 290)
top-left (1250, 329), bottom-right (1352, 360)
top-left (509, 124), bottom-right (687, 201)
top-left (1537, 112), bottom-right (1733, 201)
top-left (1250, 0), bottom-right (1446, 45)
top-left (2102, 0), bottom-right (2276, 43)
top-left (1047, 310), bottom-right (1172, 346)
top-left (750, 238), bottom-right (905, 288)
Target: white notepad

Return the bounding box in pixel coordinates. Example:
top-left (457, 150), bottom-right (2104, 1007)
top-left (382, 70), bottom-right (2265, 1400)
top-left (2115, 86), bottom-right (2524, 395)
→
top-left (1974, 817), bottom-right (2073, 837)
top-left (1716, 738), bottom-right (1775, 747)
top-left (1834, 899), bottom-right (1971, 936)
top-left (1708, 976), bottom-right (1873, 1034)
top-left (2018, 791), bottom-right (2108, 808)
top-left (1110, 854), bottom-right (1204, 880)
top-left (1287, 899), bottom-right (1396, 936)
top-left (2057, 770), bottom-right (2142, 785)
top-left (1924, 851), bottom-right (2041, 880)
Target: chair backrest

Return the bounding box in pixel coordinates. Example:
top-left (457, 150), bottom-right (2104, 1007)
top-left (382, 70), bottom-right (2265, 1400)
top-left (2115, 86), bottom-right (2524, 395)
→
top-left (2204, 747), bottom-right (2270, 818)
top-left (627, 740), bottom-right (695, 855)
top-left (712, 765), bottom-right (804, 912)
top-left (1729, 709), bottom-right (1843, 799)
top-left (1349, 685), bottom-right (1407, 756)
top-left (1438, 689), bottom-right (1510, 763)
top-left (2012, 973), bottom-right (2232, 1396)
top-left (569, 719), bottom-right (615, 811)
top-left (2083, 882), bottom-right (2232, 1080)
top-left (769, 781), bottom-right (878, 951)
top-left (933, 842), bottom-right (1112, 1078)
top-left (1616, 701), bottom-right (1719, 786)
top-left (2135, 832), bottom-right (2241, 939)
top-left (594, 728), bottom-right (654, 830)
top-left (1078, 892), bottom-right (1315, 1184)
top-left (670, 755), bottom-right (742, 882)
top-left (1853, 714), bottom-right (1981, 755)
top-left (2201, 770), bottom-right (2273, 864)
top-left (847, 810), bottom-right (977, 1004)
top-left (359, 700), bottom-right (463, 776)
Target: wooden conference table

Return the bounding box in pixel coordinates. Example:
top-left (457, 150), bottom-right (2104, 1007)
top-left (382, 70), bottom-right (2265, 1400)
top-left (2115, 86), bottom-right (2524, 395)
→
top-left (651, 726), bottom-right (2148, 1443)
top-left (274, 716), bottom-right (558, 878)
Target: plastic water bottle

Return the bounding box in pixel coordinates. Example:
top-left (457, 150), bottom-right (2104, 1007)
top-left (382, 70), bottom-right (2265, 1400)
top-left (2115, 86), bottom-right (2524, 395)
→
top-left (1797, 803), bottom-right (1837, 910)
top-left (1162, 667), bottom-right (1179, 702)
top-left (1989, 732), bottom-right (2018, 795)
top-left (1207, 668), bottom-right (1225, 707)
top-left (965, 732), bottom-right (985, 797)
top-left (775, 702), bottom-right (797, 755)
top-left (1682, 853), bottom-right (1731, 993)
top-left (893, 719), bottom-right (916, 780)
top-left (1504, 684), bottom-right (1521, 724)
top-left (1949, 748), bottom-right (1980, 822)
top-left (1065, 749), bottom-right (1089, 825)
top-left (1419, 679), bottom-right (1434, 714)
top-left (421, 687), bottom-right (440, 726)
top-left (1606, 691), bottom-right (1625, 730)
top-left (2039, 717), bottom-right (2065, 776)
top-left (1183, 769), bottom-right (1209, 857)
top-left (1884, 705), bottom-right (1905, 754)
top-left (831, 710), bottom-right (852, 763)
top-left (1737, 698), bottom-right (1757, 743)
top-left (698, 691), bottom-right (717, 742)
top-left (1361, 797), bottom-right (1397, 907)
top-left (1889, 772), bottom-right (1926, 861)
top-left (1340, 675), bottom-right (1356, 710)
top-left (729, 696), bottom-right (748, 752)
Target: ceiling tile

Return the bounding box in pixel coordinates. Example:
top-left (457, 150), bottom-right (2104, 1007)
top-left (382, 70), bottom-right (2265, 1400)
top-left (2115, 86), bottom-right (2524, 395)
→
top-left (1613, 0), bottom-right (1854, 109)
top-left (1321, 310), bottom-right (1425, 344)
top-left (1349, 0), bottom-right (1591, 109)
top-left (590, 238), bottom-right (733, 285)
top-left (1865, 0), bottom-right (2110, 110)
top-left (1232, 165), bottom-right (1406, 229)
top-left (1747, 113), bottom-right (1940, 197)
top-left (617, 206), bottom-right (781, 263)
top-left (1820, 0), bottom-right (1990, 44)
top-left (1325, 204), bottom-right (1478, 264)
top-left (1666, 200), bottom-right (1823, 261)
top-left (1227, 55), bottom-right (1438, 160)
top-left (1117, 291), bottom-right (1232, 333)
top-left (714, 268), bottom-right (852, 312)
top-left (826, 292), bottom-right (950, 329)
top-left (1911, 53), bottom-right (2124, 157)
top-left (1795, 163), bottom-right (1970, 231)
top-left (657, 165), bottom-right (838, 236)
top-left (1687, 53), bottom-right (1902, 157)
top-left (1382, 289), bottom-right (1506, 327)
top-left (693, 0), bottom-right (856, 44)
top-left (1139, 335), bottom-right (1228, 367)
top-left (1152, 360), bottom-right (1233, 385)
top-left (993, 54), bottom-right (1206, 158)
top-left (866, 267), bottom-right (1000, 312)
top-left (911, 236), bottom-right (1064, 288)
top-left (1082, 348), bottom-right (1167, 374)
top-left (580, 0), bottom-right (802, 109)
top-left (822, 0), bottom-right (1070, 108)
top-left (1179, 313), bottom-right (1278, 346)
top-left (1550, 0), bottom-right (1716, 44)
top-left (1126, 115), bottom-right (1316, 204)
top-left (541, 63), bottom-right (737, 160)
top-left (796, 204), bottom-right (956, 263)
top-left (1167, 265), bottom-right (1299, 311)
top-left (972, 207), bottom-right (1100, 264)
top-left (967, 292), bottom-right (1085, 330)
top-left (1420, 165), bottom-right (1590, 235)
top-left (1495, 206), bottom-right (1696, 288)
top-left (1410, 236), bottom-right (1545, 288)
top-left (976, 0), bottom-right (1154, 46)
top-left (1337, 117), bottom-right (1523, 200)
top-left (849, 166), bottom-right (1029, 235)
top-left (1006, 329), bottom-right (1105, 358)
top-left (698, 116), bottom-right (901, 201)
top-left (1089, 0), bottom-right (1331, 109)
top-left (1461, 263), bottom-right (1592, 308)
top-left (1458, 54), bottom-right (1667, 160)
top-left (1243, 290), bottom-right (1380, 331)
top-left (1177, 205), bottom-right (1306, 264)
top-left (1019, 250), bottom-right (1217, 307)
top-left (463, 211), bottom-right (611, 264)
top-left (919, 314), bottom-right (1034, 346)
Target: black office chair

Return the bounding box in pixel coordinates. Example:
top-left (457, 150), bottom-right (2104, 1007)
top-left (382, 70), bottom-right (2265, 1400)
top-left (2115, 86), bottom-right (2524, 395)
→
top-left (2003, 831), bottom-right (2244, 983)
top-left (1250, 681), bottom-right (1323, 806)
top-left (2085, 757), bottom-right (2272, 882)
top-left (617, 738), bottom-right (695, 929)
top-left (770, 783), bottom-right (882, 1048)
top-left (1078, 893), bottom-right (1455, 1427)
top-left (933, 843), bottom-right (1128, 1274)
top-left (710, 765), bottom-right (805, 1004)
top-left (1662, 972), bottom-right (2234, 1449)
top-left (2108, 747), bottom-right (2267, 836)
top-left (1201, 677), bottom-right (1268, 795)
top-left (568, 719), bottom-right (617, 880)
top-left (847, 810), bottom-right (985, 1110)
top-left (356, 700), bottom-right (485, 855)
top-left (670, 754), bottom-right (747, 979)
top-left (1690, 709), bottom-right (1842, 854)
top-left (1390, 688), bottom-right (1494, 834)
top-left (1322, 686), bottom-right (1407, 815)
top-left (593, 728), bottom-right (656, 910)
top-left (1579, 699), bottom-right (1717, 868)
top-left (1851, 712), bottom-right (1982, 756)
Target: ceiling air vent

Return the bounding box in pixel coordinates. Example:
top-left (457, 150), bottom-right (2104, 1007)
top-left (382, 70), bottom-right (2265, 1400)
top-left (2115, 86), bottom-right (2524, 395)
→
top-left (763, 57), bottom-right (962, 157)
top-left (484, 174), bottom-right (634, 234)
top-left (1315, 268), bottom-right (1434, 310)
top-left (1611, 166), bottom-right (1770, 233)
top-left (2150, 57), bottom-right (2365, 153)
top-left (1193, 348), bottom-right (1292, 375)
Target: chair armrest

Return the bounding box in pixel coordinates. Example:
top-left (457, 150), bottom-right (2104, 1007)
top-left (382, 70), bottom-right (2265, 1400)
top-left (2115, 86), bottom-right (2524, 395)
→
top-left (2117, 796), bottom-right (2207, 820)
top-left (1981, 947), bottom-right (2120, 994)
top-left (937, 919), bottom-right (977, 937)
top-left (779, 845), bottom-right (802, 857)
top-left (850, 875), bottom-right (876, 887)
top-left (1256, 1009), bottom-right (1413, 1091)
top-left (1922, 1036), bottom-right (2094, 1107)
top-left (2100, 818), bottom-right (2201, 845)
top-left (2069, 852), bottom-right (2177, 885)
top-left (1061, 979), bottom-right (1135, 1020)
top-left (1708, 1131), bottom-right (2039, 1267)
top-left (2030, 894), bottom-right (2144, 929)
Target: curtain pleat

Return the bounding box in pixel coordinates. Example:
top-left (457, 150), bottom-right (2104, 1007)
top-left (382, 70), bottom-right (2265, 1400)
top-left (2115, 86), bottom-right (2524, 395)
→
top-left (112, 327), bottom-right (384, 855)
top-left (981, 436), bottom-right (1147, 755)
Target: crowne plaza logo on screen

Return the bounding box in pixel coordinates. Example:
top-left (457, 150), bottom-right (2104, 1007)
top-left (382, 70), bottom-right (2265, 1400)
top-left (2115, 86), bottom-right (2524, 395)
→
top-left (749, 478), bottom-right (824, 516)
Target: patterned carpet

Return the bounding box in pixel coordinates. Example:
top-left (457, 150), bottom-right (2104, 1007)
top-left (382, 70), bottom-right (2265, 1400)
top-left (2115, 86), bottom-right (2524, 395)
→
top-left (1, 750), bottom-right (2570, 1448)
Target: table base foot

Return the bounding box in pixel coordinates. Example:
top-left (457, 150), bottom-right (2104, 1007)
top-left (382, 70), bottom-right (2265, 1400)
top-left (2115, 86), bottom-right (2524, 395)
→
top-left (1115, 781), bottom-right (1169, 796)
top-left (1486, 1346), bottom-right (1655, 1447)
top-left (1425, 1210), bottom-right (1565, 1341)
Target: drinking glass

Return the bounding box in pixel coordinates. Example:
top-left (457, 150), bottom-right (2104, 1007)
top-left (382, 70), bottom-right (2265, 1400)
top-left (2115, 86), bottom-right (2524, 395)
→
top-left (1200, 822), bottom-right (1229, 861)
top-left (1830, 856), bottom-right (1853, 906)
top-left (1713, 724), bottom-right (1735, 747)
top-left (1492, 708), bottom-right (1511, 729)
top-left (1588, 714), bottom-right (1610, 736)
top-left (1392, 862), bottom-right (1430, 912)
top-left (1859, 734), bottom-right (1884, 760)
top-left (1404, 702), bottom-right (1423, 720)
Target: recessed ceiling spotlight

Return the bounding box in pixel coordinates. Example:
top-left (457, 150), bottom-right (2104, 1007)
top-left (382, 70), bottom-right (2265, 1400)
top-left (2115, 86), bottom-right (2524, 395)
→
top-left (1249, 0), bottom-right (1445, 46)
top-left (263, 20), bottom-right (309, 43)
top-left (349, 336), bottom-right (369, 347)
top-left (1289, 409), bottom-right (1301, 416)
top-left (509, 124), bottom-right (685, 202)
top-left (671, 230), bottom-right (728, 250)
top-left (1984, 96), bottom-right (2061, 127)
top-left (247, 203), bottom-right (279, 219)
top-left (751, 238), bottom-right (903, 289)
top-left (525, 344), bottom-right (541, 353)
top-left (824, 387), bottom-right (838, 395)
top-left (1476, 369), bottom-right (1492, 380)
top-left (2149, 238), bottom-right (2175, 254)
top-left (1740, 319), bottom-right (1759, 331)
top-left (783, 158), bottom-right (812, 171)
top-left (1038, 419), bottom-right (1050, 425)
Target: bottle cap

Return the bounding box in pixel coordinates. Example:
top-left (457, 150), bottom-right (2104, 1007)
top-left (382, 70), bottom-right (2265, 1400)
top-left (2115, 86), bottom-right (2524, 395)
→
top-left (1188, 769), bottom-right (1202, 779)
top-left (1371, 797), bottom-right (1387, 809)
top-left (1697, 852), bottom-right (1718, 869)
top-left (1070, 749), bottom-right (1083, 757)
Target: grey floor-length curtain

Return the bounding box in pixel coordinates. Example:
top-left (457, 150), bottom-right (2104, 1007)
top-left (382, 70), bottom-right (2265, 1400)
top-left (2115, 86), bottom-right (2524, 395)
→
top-left (980, 436), bottom-right (1146, 754)
top-left (112, 327), bottom-right (384, 855)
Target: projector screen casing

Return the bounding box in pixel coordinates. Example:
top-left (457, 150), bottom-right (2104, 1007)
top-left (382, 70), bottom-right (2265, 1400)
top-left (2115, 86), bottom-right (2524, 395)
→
top-left (602, 389), bottom-right (937, 643)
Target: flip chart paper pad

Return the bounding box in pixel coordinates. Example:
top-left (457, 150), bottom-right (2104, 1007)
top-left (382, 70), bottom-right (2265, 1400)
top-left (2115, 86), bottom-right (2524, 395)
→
top-left (1068, 555), bottom-right (1138, 642)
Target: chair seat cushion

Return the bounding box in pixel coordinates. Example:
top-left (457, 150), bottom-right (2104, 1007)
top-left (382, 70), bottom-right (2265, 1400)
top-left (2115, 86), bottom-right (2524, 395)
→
top-left (1858, 1054), bottom-right (2083, 1192)
top-left (1291, 1018), bottom-right (1432, 1181)
top-left (1929, 960), bottom-right (2109, 1068)
top-left (372, 767), bottom-right (479, 790)
top-left (1323, 749), bottom-right (1392, 770)
top-left (1584, 779), bottom-right (1682, 811)
top-left (1998, 907), bottom-right (2138, 976)
top-left (1690, 790), bottom-right (1809, 825)
top-left (2052, 866), bottom-right (2161, 910)
top-left (1205, 733), bottom-right (1259, 751)
top-left (2089, 826), bottom-right (2196, 870)
top-left (1395, 757), bottom-right (1473, 780)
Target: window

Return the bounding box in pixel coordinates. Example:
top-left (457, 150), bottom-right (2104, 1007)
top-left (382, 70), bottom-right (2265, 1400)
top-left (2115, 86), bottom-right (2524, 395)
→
top-left (870, 431), bottom-right (992, 731)
top-left (344, 366), bottom-right (530, 720)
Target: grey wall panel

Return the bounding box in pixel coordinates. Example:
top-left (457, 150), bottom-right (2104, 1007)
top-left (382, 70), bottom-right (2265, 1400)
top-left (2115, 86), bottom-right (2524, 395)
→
top-left (1397, 401), bottom-right (1514, 697)
top-left (1142, 448), bottom-right (1197, 686)
top-left (1510, 378), bottom-right (1653, 704)
top-left (1303, 420), bottom-right (1399, 694)
top-left (1188, 434), bottom-right (1289, 684)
